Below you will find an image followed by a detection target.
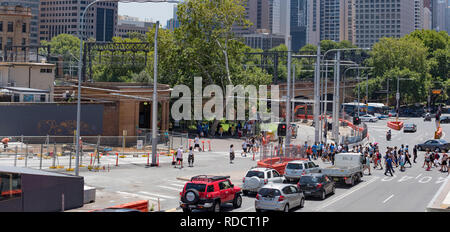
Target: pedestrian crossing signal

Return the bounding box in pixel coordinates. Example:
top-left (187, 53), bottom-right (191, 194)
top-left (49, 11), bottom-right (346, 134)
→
top-left (278, 123), bottom-right (287, 137)
top-left (353, 117), bottom-right (361, 125)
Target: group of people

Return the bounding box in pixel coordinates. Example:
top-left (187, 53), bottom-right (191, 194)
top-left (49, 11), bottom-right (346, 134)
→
top-left (358, 143), bottom-right (449, 176)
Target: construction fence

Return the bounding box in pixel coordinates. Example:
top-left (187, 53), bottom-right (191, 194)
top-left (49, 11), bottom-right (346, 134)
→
top-left (0, 132), bottom-right (188, 172)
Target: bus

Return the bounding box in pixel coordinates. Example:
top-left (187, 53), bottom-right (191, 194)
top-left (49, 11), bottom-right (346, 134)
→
top-left (342, 102), bottom-right (390, 118)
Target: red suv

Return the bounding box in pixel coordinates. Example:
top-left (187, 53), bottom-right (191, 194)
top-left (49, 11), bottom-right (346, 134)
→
top-left (179, 175), bottom-right (242, 212)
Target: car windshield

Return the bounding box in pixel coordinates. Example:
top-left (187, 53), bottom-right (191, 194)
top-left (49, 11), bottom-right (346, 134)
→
top-left (405, 124), bottom-right (413, 127)
top-left (438, 140), bottom-right (447, 144)
top-left (185, 183), bottom-right (207, 192)
top-left (258, 188), bottom-right (281, 197)
top-left (299, 176), bottom-right (322, 184)
top-left (286, 163), bottom-right (303, 170)
top-left (246, 171), bottom-right (265, 178)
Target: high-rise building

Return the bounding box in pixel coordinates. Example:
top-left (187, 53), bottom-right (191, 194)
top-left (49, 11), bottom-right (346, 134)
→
top-left (423, 6), bottom-right (432, 29)
top-left (0, 5), bottom-right (31, 56)
top-left (307, 0), bottom-right (355, 46)
top-left (432, 0), bottom-right (447, 32)
top-left (415, 0), bottom-right (424, 30)
top-left (0, 0), bottom-right (39, 46)
top-left (354, 0), bottom-right (415, 48)
top-left (290, 0), bottom-right (308, 51)
top-left (116, 15), bottom-right (153, 38)
top-left (39, 0), bottom-right (118, 42)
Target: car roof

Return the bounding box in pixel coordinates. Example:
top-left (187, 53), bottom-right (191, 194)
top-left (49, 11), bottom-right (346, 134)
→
top-left (287, 160), bottom-right (309, 164)
top-left (261, 183), bottom-right (295, 189)
top-left (302, 173), bottom-right (325, 177)
top-left (249, 167), bottom-right (274, 172)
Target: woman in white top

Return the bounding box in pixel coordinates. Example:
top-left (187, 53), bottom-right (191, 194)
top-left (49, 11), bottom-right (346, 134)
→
top-left (176, 146), bottom-right (184, 168)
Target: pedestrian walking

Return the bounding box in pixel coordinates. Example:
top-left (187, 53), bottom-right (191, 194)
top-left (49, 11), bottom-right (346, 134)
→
top-left (424, 151), bottom-right (432, 171)
top-left (176, 146), bottom-right (184, 169)
top-left (188, 146), bottom-right (194, 167)
top-left (363, 152), bottom-right (372, 175)
top-left (242, 140), bottom-right (248, 157)
top-left (385, 155), bottom-right (394, 176)
top-left (194, 135), bottom-right (201, 152)
top-left (413, 145), bottom-right (418, 163)
top-left (230, 144), bottom-right (235, 164)
top-left (404, 151), bottom-right (412, 167)
top-left (399, 152), bottom-right (406, 172)
top-left (439, 153), bottom-right (448, 173)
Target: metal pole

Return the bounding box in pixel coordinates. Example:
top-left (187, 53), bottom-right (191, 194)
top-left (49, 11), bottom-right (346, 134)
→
top-left (292, 64), bottom-right (295, 123)
top-left (285, 0), bottom-right (291, 149)
top-left (314, 45), bottom-right (321, 143)
top-left (40, 144), bottom-right (43, 169)
top-left (386, 78), bottom-right (389, 106)
top-left (151, 21), bottom-right (160, 167)
top-left (333, 51), bottom-right (340, 142)
top-left (357, 69), bottom-right (360, 117)
top-left (396, 77), bottom-right (400, 122)
top-left (14, 145), bottom-right (17, 167)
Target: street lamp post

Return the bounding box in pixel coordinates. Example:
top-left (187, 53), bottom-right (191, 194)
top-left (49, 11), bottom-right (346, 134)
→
top-left (285, 0), bottom-right (291, 149)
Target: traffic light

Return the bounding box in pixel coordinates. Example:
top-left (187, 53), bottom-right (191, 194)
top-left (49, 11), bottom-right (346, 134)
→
top-left (277, 123), bottom-right (287, 137)
top-left (353, 116), bottom-right (361, 125)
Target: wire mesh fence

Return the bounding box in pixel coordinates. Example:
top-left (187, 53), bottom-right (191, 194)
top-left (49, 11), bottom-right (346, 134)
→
top-left (0, 132), bottom-right (188, 172)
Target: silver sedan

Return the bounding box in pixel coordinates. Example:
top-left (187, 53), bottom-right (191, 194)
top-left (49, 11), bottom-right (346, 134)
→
top-left (255, 183), bottom-right (305, 212)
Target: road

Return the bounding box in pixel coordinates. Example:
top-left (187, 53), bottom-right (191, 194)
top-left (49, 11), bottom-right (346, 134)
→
top-left (0, 117), bottom-right (447, 212)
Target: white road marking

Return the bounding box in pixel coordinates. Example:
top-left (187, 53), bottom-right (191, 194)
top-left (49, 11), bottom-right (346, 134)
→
top-left (170, 183), bottom-right (185, 187)
top-left (381, 175), bottom-right (396, 181)
top-left (314, 176), bottom-right (379, 211)
top-left (415, 173), bottom-right (422, 179)
top-left (116, 191), bottom-right (166, 201)
top-left (398, 175), bottom-right (413, 182)
top-left (382, 194), bottom-right (394, 204)
top-left (436, 177), bottom-right (447, 184)
top-left (235, 206), bottom-right (255, 212)
top-left (418, 176), bottom-right (432, 183)
top-left (138, 191), bottom-right (177, 199)
top-left (158, 185), bottom-right (181, 191)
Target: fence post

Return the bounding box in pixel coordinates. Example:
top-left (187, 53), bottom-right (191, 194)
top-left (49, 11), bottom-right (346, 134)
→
top-left (14, 145), bottom-right (17, 167)
top-left (40, 144), bottom-right (43, 169)
top-left (25, 144), bottom-right (28, 168)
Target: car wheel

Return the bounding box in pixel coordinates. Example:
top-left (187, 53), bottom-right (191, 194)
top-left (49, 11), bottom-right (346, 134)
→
top-left (233, 194), bottom-right (242, 208)
top-left (299, 197), bottom-right (305, 208)
top-left (212, 201), bottom-right (221, 212)
top-left (283, 204), bottom-right (289, 212)
top-left (418, 146), bottom-right (423, 151)
top-left (350, 176), bottom-right (355, 186)
top-left (242, 190), bottom-right (248, 196)
top-left (182, 208), bottom-right (192, 213)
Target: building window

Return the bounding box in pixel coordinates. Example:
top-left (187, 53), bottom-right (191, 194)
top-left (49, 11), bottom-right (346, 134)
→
top-left (0, 172), bottom-right (22, 201)
top-left (40, 95), bottom-right (46, 102)
top-left (7, 22), bottom-right (13, 32)
top-left (0, 21), bottom-right (2, 32)
top-left (13, 94), bottom-right (20, 102)
top-left (40, 68), bottom-right (52, 73)
top-left (22, 23), bottom-right (27, 33)
top-left (23, 94), bottom-right (34, 102)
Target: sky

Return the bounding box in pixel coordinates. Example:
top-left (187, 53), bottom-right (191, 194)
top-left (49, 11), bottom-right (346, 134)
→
top-left (118, 2), bottom-right (177, 27)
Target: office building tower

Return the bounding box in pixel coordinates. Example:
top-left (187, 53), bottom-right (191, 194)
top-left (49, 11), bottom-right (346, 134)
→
top-left (415, 0), bottom-right (424, 30)
top-left (116, 15), bottom-right (153, 38)
top-left (39, 0), bottom-right (118, 42)
top-left (0, 5), bottom-right (31, 56)
top-left (355, 0), bottom-right (415, 48)
top-left (432, 0), bottom-right (447, 31)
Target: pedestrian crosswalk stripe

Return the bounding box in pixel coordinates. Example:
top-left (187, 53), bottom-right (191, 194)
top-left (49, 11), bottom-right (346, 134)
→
top-left (158, 185), bottom-right (181, 191)
top-left (170, 183), bottom-right (185, 187)
top-left (138, 191), bottom-right (177, 199)
top-left (116, 191), bottom-right (166, 202)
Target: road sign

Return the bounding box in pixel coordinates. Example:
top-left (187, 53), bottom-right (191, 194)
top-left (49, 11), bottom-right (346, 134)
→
top-left (396, 92), bottom-right (400, 100)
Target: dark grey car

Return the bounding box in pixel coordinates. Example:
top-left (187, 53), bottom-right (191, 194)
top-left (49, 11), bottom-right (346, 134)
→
top-left (416, 139), bottom-right (450, 152)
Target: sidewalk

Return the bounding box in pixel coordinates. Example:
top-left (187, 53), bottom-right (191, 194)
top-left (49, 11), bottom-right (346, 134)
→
top-left (427, 174), bottom-right (450, 212)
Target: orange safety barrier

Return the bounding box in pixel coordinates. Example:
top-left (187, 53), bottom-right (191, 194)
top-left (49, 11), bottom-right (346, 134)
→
top-left (147, 152), bottom-right (150, 166)
top-left (115, 153), bottom-right (119, 166)
top-left (202, 141), bottom-right (205, 151)
top-left (111, 200), bottom-right (149, 212)
top-left (90, 153), bottom-right (93, 166)
top-left (208, 140), bottom-right (211, 151)
top-left (257, 157), bottom-right (308, 175)
top-left (387, 121), bottom-right (404, 130)
top-left (435, 127), bottom-right (443, 139)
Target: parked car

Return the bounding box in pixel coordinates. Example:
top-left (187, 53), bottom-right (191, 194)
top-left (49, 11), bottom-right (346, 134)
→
top-left (284, 160), bottom-right (321, 183)
top-left (255, 183), bottom-right (305, 212)
top-left (360, 114), bottom-right (378, 122)
top-left (374, 113), bottom-right (389, 119)
top-left (440, 115), bottom-right (450, 124)
top-left (416, 139), bottom-right (450, 152)
top-left (297, 173), bottom-right (336, 200)
top-left (388, 110), bottom-right (397, 117)
top-left (242, 168), bottom-right (284, 196)
top-left (403, 123), bottom-right (417, 133)
top-left (179, 175), bottom-right (242, 212)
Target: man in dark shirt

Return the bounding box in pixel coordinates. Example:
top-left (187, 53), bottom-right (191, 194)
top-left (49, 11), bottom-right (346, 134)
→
top-left (384, 156), bottom-right (394, 176)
